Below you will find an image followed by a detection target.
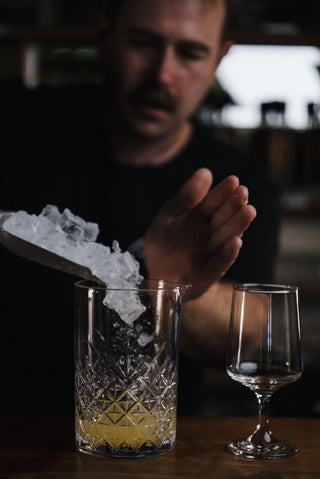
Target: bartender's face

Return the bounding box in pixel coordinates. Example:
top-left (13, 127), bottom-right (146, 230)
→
top-left (98, 0), bottom-right (230, 139)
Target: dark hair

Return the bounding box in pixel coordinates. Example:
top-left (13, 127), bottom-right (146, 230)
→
top-left (224, 0), bottom-right (238, 37)
top-left (99, 0), bottom-right (124, 23)
top-left (100, 0), bottom-right (237, 38)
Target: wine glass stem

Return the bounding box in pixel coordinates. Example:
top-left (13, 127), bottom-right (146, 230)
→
top-left (252, 393), bottom-right (275, 443)
top-left (257, 393), bottom-right (271, 430)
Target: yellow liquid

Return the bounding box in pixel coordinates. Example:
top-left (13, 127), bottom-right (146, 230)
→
top-left (76, 401), bottom-right (176, 450)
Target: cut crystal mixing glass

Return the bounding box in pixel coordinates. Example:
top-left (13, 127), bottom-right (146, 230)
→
top-left (74, 279), bottom-right (190, 459)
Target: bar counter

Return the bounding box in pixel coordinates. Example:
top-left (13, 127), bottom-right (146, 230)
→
top-left (0, 414), bottom-right (319, 478)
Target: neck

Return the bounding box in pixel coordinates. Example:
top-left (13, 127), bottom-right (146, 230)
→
top-left (107, 122), bottom-right (193, 167)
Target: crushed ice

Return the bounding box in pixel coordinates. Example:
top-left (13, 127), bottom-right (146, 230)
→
top-left (3, 205), bottom-right (146, 325)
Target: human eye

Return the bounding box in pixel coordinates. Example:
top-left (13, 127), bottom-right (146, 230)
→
top-left (177, 43), bottom-right (209, 62)
top-left (179, 49), bottom-right (202, 61)
top-left (126, 34), bottom-right (156, 51)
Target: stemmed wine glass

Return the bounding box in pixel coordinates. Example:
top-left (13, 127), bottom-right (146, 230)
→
top-left (226, 283), bottom-right (303, 459)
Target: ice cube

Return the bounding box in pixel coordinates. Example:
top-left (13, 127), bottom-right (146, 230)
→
top-left (103, 288), bottom-right (146, 326)
top-left (40, 205), bottom-right (61, 225)
top-left (81, 242), bottom-right (112, 277)
top-left (3, 205), bottom-right (145, 324)
top-left (112, 240), bottom-right (121, 253)
top-left (4, 211), bottom-right (39, 243)
top-left (137, 332), bottom-right (154, 347)
top-left (60, 208), bottom-right (99, 243)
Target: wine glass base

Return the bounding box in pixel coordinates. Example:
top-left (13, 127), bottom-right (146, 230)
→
top-left (227, 438), bottom-right (297, 459)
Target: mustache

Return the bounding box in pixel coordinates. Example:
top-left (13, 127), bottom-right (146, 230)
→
top-left (129, 86), bottom-right (177, 111)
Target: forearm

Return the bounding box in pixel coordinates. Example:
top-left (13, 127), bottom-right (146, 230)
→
top-left (179, 280), bottom-right (233, 364)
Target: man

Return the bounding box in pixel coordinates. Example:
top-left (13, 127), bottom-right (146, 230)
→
top-left (0, 0), bottom-right (279, 413)
top-left (92, 0), bottom-right (267, 360)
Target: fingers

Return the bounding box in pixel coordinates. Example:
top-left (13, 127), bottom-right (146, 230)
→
top-left (211, 185), bottom-right (249, 230)
top-left (197, 175), bottom-right (239, 218)
top-left (162, 168), bottom-right (213, 216)
top-left (205, 236), bottom-right (243, 281)
top-left (208, 203), bottom-right (257, 257)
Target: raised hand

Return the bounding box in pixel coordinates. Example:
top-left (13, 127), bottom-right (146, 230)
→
top-left (144, 168), bottom-right (256, 299)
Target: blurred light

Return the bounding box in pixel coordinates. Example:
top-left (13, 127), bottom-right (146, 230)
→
top-left (217, 45), bottom-right (320, 130)
top-left (23, 44), bottom-right (40, 88)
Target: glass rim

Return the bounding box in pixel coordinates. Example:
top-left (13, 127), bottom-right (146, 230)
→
top-left (75, 278), bottom-right (192, 292)
top-left (233, 283), bottom-right (298, 294)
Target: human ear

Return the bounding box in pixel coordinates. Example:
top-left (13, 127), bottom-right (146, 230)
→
top-left (216, 40), bottom-right (233, 70)
top-left (209, 40), bottom-right (233, 86)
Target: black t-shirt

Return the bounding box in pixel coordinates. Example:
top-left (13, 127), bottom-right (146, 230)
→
top-left (0, 80), bottom-right (280, 413)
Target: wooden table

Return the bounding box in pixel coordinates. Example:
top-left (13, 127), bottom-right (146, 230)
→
top-left (0, 415), bottom-right (319, 478)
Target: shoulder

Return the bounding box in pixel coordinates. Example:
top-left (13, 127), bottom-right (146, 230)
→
top-left (185, 122), bottom-right (252, 179)
top-left (184, 122), bottom-right (279, 203)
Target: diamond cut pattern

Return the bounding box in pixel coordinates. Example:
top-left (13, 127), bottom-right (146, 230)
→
top-left (75, 340), bottom-right (177, 455)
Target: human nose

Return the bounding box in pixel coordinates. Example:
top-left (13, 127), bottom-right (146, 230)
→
top-left (152, 46), bottom-right (177, 85)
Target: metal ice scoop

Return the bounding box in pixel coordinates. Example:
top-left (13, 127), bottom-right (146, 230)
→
top-left (0, 211), bottom-right (100, 281)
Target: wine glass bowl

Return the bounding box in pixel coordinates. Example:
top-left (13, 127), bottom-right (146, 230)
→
top-left (226, 283), bottom-right (303, 459)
